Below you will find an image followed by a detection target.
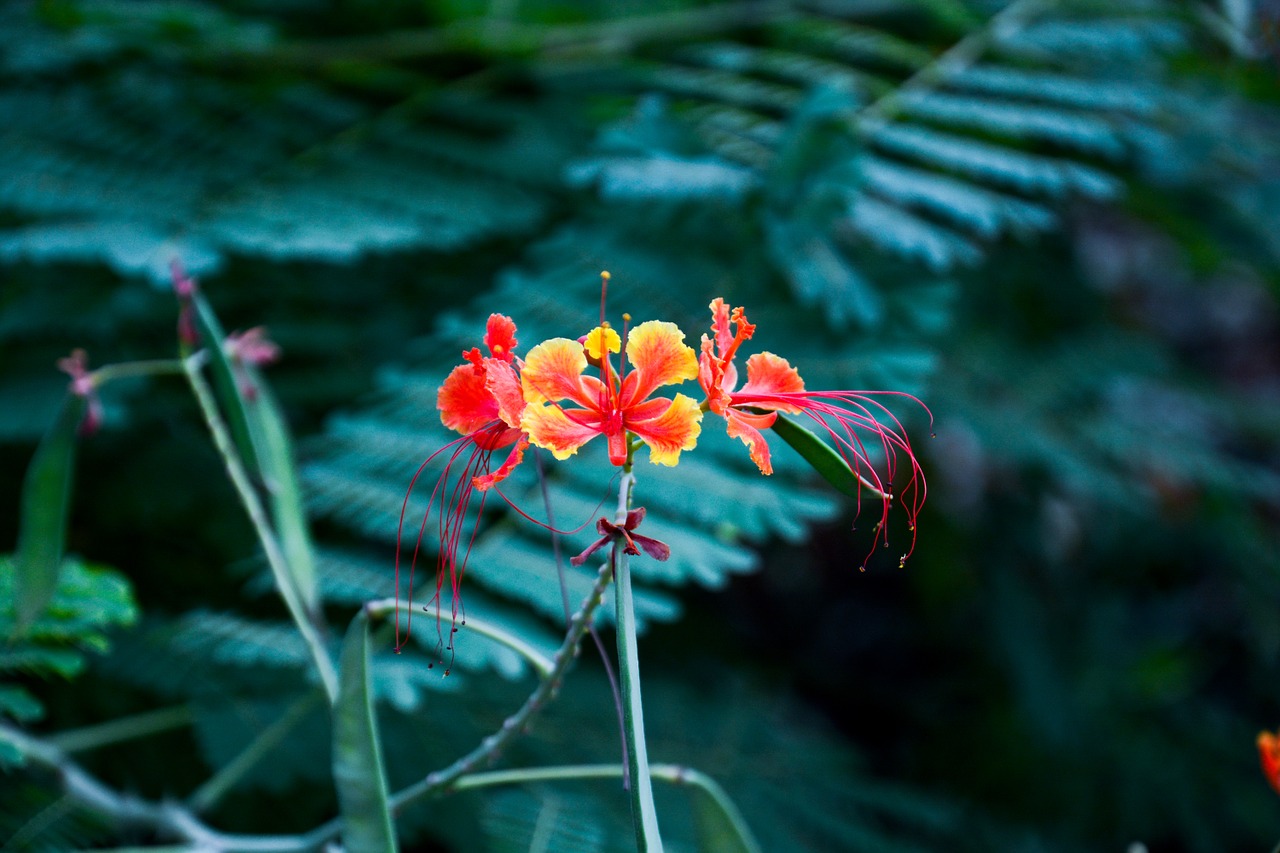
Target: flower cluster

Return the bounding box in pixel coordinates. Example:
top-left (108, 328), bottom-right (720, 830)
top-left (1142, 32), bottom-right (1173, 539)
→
top-left (396, 278), bottom-right (929, 650)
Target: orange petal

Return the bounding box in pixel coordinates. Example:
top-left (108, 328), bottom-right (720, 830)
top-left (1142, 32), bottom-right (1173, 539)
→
top-left (737, 352), bottom-right (805, 413)
top-left (438, 363), bottom-right (497, 434)
top-left (473, 434), bottom-right (528, 491)
top-left (521, 338), bottom-right (595, 407)
top-left (521, 403), bottom-right (603, 461)
top-left (723, 407), bottom-right (780, 475)
top-left (484, 314), bottom-right (519, 361)
top-left (629, 393), bottom-right (702, 467)
top-left (484, 358), bottom-right (525, 430)
top-left (621, 321), bottom-right (698, 407)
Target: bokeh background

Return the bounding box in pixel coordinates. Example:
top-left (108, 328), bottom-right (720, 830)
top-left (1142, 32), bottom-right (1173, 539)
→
top-left (3, 0), bottom-right (1280, 850)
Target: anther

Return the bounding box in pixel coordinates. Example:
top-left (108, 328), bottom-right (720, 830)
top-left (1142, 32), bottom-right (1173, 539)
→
top-left (622, 313), bottom-right (632, 323)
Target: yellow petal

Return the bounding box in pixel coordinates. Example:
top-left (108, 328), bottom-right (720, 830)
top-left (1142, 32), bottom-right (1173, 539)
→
top-left (584, 325), bottom-right (621, 360)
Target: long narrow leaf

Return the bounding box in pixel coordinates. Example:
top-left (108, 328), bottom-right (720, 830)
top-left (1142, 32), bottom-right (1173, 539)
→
top-left (13, 394), bottom-right (85, 636)
top-left (333, 610), bottom-right (399, 853)
top-left (191, 291), bottom-right (263, 478)
top-left (242, 368), bottom-right (320, 616)
top-left (770, 414), bottom-right (862, 499)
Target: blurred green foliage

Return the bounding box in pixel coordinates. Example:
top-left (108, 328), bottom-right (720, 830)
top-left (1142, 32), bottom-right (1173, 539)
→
top-left (2, 0), bottom-right (1280, 850)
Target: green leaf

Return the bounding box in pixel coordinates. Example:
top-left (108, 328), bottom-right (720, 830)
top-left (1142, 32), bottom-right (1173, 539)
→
top-left (770, 414), bottom-right (862, 499)
top-left (333, 610), bottom-right (399, 853)
top-left (191, 291), bottom-right (263, 478)
top-left (0, 685), bottom-right (44, 723)
top-left (242, 370), bottom-right (320, 616)
top-left (193, 292), bottom-right (317, 614)
top-left (13, 393), bottom-right (85, 636)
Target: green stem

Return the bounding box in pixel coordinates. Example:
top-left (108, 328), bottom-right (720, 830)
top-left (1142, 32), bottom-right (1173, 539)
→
top-left (364, 599), bottom-right (555, 678)
top-left (453, 763), bottom-right (761, 853)
top-left (187, 691), bottom-right (325, 814)
top-left (183, 358), bottom-right (339, 705)
top-left (50, 705), bottom-right (194, 754)
top-left (612, 470), bottom-right (664, 852)
top-left (90, 359), bottom-right (189, 387)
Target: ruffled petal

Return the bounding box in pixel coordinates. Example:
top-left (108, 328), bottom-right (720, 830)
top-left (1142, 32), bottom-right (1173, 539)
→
top-left (621, 320), bottom-right (698, 407)
top-left (723, 407), bottom-right (780, 475)
top-left (521, 404), bottom-right (603, 460)
top-left (735, 352), bottom-right (805, 413)
top-left (483, 314), bottom-right (518, 362)
top-left (698, 338), bottom-right (734, 415)
top-left (473, 434), bottom-right (528, 491)
top-left (521, 338), bottom-right (595, 408)
top-left (584, 325), bottom-right (621, 359)
top-left (484, 358), bottom-right (525, 429)
top-left (438, 363), bottom-right (498, 434)
top-left (629, 393), bottom-right (702, 467)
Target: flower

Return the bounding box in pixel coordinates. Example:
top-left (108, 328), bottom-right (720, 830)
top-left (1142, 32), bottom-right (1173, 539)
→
top-left (436, 313), bottom-right (529, 491)
top-left (520, 319), bottom-right (703, 468)
top-left (697, 298), bottom-right (929, 567)
top-left (571, 507), bottom-right (671, 567)
top-left (395, 314), bottom-right (531, 654)
top-left (56, 349), bottom-right (103, 436)
top-left (1259, 730), bottom-right (1280, 794)
top-left (224, 327), bottom-right (281, 402)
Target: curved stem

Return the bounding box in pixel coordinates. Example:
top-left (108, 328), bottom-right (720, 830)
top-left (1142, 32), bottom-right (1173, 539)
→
top-left (90, 359), bottom-right (189, 387)
top-left (612, 470), bottom-right (664, 851)
top-left (452, 763), bottom-right (761, 853)
top-left (364, 600), bottom-right (555, 678)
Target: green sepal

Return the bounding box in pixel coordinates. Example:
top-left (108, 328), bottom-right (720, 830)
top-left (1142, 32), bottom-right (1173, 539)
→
top-left (13, 393), bottom-right (85, 636)
top-left (333, 609), bottom-right (399, 853)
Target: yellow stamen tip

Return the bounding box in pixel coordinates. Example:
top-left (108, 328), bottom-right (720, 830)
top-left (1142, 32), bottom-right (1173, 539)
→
top-left (600, 270), bottom-right (611, 280)
top-left (622, 313), bottom-right (631, 322)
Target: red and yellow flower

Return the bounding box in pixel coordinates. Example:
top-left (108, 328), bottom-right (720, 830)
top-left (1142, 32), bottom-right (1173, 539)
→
top-left (697, 298), bottom-right (928, 566)
top-left (519, 320), bottom-right (703, 467)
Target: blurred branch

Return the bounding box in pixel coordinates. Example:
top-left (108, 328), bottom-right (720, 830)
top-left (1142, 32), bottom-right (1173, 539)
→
top-left (202, 2), bottom-right (794, 67)
top-left (187, 691), bottom-right (326, 815)
top-left (856, 0), bottom-right (1056, 134)
top-left (49, 706), bottom-right (194, 754)
top-left (2, 721), bottom-right (324, 852)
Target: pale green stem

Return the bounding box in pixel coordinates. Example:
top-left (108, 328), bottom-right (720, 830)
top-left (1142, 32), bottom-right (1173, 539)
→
top-left (183, 359), bottom-right (339, 704)
top-left (187, 691), bottom-right (326, 814)
top-left (364, 598), bottom-right (555, 678)
top-left (612, 469), bottom-right (663, 851)
top-left (91, 359), bottom-right (189, 387)
top-left (50, 705), bottom-right (194, 753)
top-left (453, 763), bottom-right (761, 853)
top-left (384, 555), bottom-right (615, 810)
